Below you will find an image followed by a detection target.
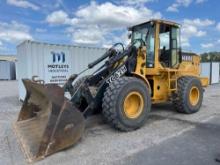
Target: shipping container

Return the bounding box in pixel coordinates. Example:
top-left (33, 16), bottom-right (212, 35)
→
top-left (211, 62), bottom-right (220, 84)
top-left (200, 62), bottom-right (220, 84)
top-left (0, 61), bottom-right (16, 80)
top-left (200, 62), bottom-right (210, 81)
top-left (17, 40), bottom-right (107, 100)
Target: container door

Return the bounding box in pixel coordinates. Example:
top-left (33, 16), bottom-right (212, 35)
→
top-left (200, 62), bottom-right (210, 81)
top-left (211, 62), bottom-right (219, 84)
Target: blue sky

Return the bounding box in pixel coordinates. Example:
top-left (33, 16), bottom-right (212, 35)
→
top-left (0, 0), bottom-right (220, 54)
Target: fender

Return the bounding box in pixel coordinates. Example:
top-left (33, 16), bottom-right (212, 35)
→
top-left (131, 72), bottom-right (152, 95)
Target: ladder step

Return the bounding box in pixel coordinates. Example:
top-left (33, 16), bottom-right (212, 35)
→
top-left (168, 71), bottom-right (177, 92)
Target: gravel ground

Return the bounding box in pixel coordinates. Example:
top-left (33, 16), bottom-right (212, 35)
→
top-left (0, 81), bottom-right (220, 165)
top-left (119, 116), bottom-right (220, 165)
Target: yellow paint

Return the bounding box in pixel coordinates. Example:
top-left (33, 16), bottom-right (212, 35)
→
top-left (132, 47), bottom-right (151, 93)
top-left (123, 91), bottom-right (144, 119)
top-left (189, 86), bottom-right (200, 106)
top-left (132, 19), bottom-right (209, 104)
top-left (200, 77), bottom-right (209, 87)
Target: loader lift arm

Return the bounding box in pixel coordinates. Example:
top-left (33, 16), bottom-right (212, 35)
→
top-left (64, 40), bottom-right (145, 117)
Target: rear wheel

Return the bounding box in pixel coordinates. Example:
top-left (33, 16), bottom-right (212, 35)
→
top-left (172, 76), bottom-right (203, 114)
top-left (102, 77), bottom-right (151, 131)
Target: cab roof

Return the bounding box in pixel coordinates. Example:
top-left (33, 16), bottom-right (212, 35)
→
top-left (128, 19), bottom-right (180, 30)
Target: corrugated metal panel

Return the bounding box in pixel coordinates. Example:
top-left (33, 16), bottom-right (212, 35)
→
top-left (0, 61), bottom-right (16, 80)
top-left (211, 62), bottom-right (219, 84)
top-left (11, 62), bottom-right (16, 79)
top-left (0, 61), bottom-right (10, 80)
top-left (200, 62), bottom-right (220, 85)
top-left (17, 40), bottom-right (107, 100)
top-left (200, 63), bottom-right (210, 81)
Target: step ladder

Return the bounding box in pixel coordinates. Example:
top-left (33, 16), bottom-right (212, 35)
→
top-left (168, 70), bottom-right (177, 92)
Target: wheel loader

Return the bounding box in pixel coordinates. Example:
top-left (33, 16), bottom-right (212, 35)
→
top-left (14, 19), bottom-right (209, 162)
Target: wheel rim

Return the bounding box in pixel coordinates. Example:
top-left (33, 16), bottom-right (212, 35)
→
top-left (189, 86), bottom-right (200, 106)
top-left (123, 91), bottom-right (144, 119)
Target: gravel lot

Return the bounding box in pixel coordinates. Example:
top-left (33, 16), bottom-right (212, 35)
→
top-left (0, 81), bottom-right (220, 165)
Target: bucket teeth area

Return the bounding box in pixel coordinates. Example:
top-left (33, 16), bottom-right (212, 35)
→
top-left (14, 113), bottom-right (49, 161)
top-left (14, 80), bottom-right (85, 162)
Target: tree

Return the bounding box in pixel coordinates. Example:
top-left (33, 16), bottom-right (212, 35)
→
top-left (200, 52), bottom-right (220, 62)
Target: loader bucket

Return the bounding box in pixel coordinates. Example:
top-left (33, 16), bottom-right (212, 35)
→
top-left (13, 79), bottom-right (85, 162)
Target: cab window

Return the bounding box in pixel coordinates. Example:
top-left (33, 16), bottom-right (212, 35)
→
top-left (159, 24), bottom-right (180, 68)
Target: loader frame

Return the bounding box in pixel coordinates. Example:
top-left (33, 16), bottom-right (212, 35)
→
top-left (66, 19), bottom-right (209, 112)
top-left (14, 19), bottom-right (209, 162)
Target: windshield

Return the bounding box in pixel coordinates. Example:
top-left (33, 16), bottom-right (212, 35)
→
top-left (131, 22), bottom-right (155, 68)
top-left (131, 23), bottom-right (151, 45)
top-left (132, 28), bottom-right (148, 43)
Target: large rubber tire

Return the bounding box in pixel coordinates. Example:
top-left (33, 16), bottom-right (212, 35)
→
top-left (102, 77), bottom-right (151, 131)
top-left (172, 76), bottom-right (203, 114)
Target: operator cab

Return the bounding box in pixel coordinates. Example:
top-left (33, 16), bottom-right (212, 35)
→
top-left (129, 19), bottom-right (181, 68)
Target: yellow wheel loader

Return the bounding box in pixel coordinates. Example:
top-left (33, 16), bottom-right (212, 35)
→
top-left (14, 19), bottom-right (209, 162)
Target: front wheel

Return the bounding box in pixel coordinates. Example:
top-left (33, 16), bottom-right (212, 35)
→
top-left (172, 76), bottom-right (203, 114)
top-left (102, 77), bottom-right (151, 131)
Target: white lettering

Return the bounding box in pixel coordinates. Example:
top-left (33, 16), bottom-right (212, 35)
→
top-left (106, 65), bottom-right (127, 84)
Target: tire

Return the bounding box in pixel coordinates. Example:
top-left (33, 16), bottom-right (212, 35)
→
top-left (69, 75), bottom-right (90, 96)
top-left (172, 76), bottom-right (203, 114)
top-left (102, 77), bottom-right (151, 131)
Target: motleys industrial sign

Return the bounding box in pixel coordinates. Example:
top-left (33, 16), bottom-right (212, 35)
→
top-left (45, 50), bottom-right (71, 85)
top-left (48, 51), bottom-right (69, 73)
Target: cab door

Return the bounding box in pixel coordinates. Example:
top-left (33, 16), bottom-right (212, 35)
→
top-left (170, 26), bottom-right (181, 68)
top-left (159, 24), bottom-right (181, 68)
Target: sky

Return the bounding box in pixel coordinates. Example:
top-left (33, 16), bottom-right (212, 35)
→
top-left (0, 0), bottom-right (220, 55)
